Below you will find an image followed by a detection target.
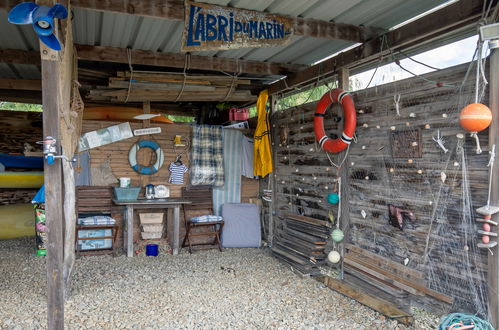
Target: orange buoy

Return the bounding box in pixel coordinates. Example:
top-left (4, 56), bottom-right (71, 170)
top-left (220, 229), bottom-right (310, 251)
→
top-left (459, 103), bottom-right (492, 132)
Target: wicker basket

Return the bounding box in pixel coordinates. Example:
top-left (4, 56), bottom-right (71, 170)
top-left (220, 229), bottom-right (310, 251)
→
top-left (139, 213), bottom-right (164, 224)
top-left (141, 232), bottom-right (162, 240)
top-left (142, 224), bottom-right (163, 232)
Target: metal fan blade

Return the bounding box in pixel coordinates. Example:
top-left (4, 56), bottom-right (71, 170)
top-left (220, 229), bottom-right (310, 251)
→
top-left (8, 2), bottom-right (37, 24)
top-left (39, 34), bottom-right (61, 51)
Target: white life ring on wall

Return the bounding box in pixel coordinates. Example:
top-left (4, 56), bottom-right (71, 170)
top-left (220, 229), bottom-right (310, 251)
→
top-left (129, 140), bottom-right (164, 175)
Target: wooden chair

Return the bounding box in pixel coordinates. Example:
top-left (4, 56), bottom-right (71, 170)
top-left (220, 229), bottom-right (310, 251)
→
top-left (75, 186), bottom-right (119, 257)
top-left (181, 186), bottom-right (224, 253)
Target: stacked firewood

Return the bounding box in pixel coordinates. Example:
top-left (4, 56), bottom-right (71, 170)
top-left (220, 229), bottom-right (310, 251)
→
top-left (271, 213), bottom-right (331, 276)
top-left (87, 71), bottom-right (256, 103)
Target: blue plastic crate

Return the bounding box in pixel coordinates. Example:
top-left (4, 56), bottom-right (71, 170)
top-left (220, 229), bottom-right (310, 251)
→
top-left (113, 187), bottom-right (141, 201)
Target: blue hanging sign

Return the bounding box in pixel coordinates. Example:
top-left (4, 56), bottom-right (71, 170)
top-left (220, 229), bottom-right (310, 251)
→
top-left (181, 1), bottom-right (294, 52)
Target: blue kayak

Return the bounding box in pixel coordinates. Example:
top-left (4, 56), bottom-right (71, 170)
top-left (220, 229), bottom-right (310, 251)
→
top-left (0, 154), bottom-right (44, 169)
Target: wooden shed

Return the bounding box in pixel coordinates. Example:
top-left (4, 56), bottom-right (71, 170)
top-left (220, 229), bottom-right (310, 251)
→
top-left (0, 0), bottom-right (499, 328)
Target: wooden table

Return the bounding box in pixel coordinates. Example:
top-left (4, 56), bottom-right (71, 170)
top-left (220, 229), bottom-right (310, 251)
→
top-left (113, 198), bottom-right (192, 257)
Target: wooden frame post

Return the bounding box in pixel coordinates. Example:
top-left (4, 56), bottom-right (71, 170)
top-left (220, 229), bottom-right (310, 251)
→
top-left (488, 39), bottom-right (499, 329)
top-left (338, 68), bottom-right (350, 280)
top-left (41, 58), bottom-right (65, 329)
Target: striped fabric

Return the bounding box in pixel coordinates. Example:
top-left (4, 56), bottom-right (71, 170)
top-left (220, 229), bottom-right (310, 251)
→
top-left (191, 215), bottom-right (223, 223)
top-left (169, 162), bottom-right (188, 184)
top-left (213, 129), bottom-right (243, 215)
top-left (78, 216), bottom-right (116, 225)
top-left (190, 125), bottom-right (224, 186)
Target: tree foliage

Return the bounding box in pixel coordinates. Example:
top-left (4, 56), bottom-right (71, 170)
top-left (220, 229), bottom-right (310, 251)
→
top-left (0, 102), bottom-right (42, 112)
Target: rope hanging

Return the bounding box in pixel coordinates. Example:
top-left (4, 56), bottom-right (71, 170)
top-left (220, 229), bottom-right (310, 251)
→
top-left (175, 53), bottom-right (191, 102)
top-left (222, 59), bottom-right (240, 102)
top-left (125, 48), bottom-right (134, 103)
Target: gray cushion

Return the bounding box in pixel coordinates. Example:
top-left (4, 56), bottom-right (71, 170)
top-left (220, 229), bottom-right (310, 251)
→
top-left (221, 203), bottom-right (260, 248)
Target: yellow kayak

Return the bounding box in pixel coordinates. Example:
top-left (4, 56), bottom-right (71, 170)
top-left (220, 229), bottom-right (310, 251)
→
top-left (0, 204), bottom-right (35, 239)
top-left (0, 172), bottom-right (43, 188)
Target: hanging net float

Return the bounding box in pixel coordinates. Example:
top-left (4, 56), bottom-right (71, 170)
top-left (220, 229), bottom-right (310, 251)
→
top-left (459, 103), bottom-right (492, 154)
top-left (331, 229), bottom-right (344, 243)
top-left (326, 192), bottom-right (340, 204)
top-left (327, 250), bottom-right (341, 264)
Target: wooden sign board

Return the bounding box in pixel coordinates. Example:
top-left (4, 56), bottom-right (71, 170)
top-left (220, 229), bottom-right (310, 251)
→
top-left (182, 1), bottom-right (293, 52)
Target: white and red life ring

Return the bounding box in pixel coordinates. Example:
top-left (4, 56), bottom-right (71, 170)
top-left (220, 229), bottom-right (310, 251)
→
top-left (314, 89), bottom-right (357, 153)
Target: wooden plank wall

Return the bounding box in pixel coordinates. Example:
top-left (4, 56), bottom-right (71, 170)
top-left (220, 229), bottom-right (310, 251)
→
top-left (81, 120), bottom-right (259, 246)
top-left (271, 62), bottom-right (489, 314)
top-left (0, 111), bottom-right (43, 205)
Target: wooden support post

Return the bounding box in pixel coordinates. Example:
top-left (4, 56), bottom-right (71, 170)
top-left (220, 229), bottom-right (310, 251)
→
top-left (41, 57), bottom-right (65, 329)
top-left (338, 68), bottom-right (350, 280)
top-left (488, 40), bottom-right (499, 328)
top-left (268, 94), bottom-right (277, 246)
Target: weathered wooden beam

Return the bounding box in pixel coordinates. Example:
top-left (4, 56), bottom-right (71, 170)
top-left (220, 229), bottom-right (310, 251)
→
top-left (0, 46), bottom-right (302, 75)
top-left (0, 49), bottom-right (40, 65)
top-left (268, 0), bottom-right (484, 94)
top-left (488, 40), bottom-right (499, 330)
top-left (75, 45), bottom-right (300, 75)
top-left (0, 0), bottom-right (379, 43)
top-left (0, 78), bottom-right (41, 90)
top-left (0, 89), bottom-right (42, 103)
top-left (318, 276), bottom-right (414, 326)
top-left (41, 55), bottom-right (65, 330)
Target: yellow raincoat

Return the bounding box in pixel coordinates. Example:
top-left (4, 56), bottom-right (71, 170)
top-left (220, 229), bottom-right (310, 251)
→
top-left (254, 89), bottom-right (273, 177)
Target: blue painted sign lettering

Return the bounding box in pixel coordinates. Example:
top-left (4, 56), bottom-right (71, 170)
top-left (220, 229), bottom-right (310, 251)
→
top-left (182, 1), bottom-right (293, 52)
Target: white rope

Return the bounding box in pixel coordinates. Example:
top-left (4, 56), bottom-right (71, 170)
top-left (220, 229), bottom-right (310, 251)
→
top-left (487, 144), bottom-right (496, 207)
top-left (125, 48), bottom-right (134, 103)
top-left (175, 53), bottom-right (191, 102)
top-left (325, 144), bottom-right (350, 169)
top-left (471, 132), bottom-right (482, 154)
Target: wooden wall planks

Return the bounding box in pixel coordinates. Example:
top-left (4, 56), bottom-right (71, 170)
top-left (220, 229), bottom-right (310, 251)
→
top-left (271, 62), bottom-right (490, 314)
top-left (81, 120), bottom-right (259, 247)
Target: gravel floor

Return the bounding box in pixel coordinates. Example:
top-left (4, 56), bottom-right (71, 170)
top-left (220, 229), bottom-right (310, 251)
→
top-left (0, 237), bottom-right (440, 329)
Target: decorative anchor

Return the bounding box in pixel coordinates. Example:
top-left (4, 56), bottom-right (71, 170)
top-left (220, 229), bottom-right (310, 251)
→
top-left (432, 130), bottom-right (448, 153)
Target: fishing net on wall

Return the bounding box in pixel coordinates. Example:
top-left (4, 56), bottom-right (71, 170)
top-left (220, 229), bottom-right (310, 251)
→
top-left (271, 40), bottom-right (491, 316)
top-left (348, 51), bottom-right (490, 317)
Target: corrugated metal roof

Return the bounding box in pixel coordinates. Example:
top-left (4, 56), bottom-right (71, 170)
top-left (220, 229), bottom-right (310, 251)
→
top-left (0, 0), bottom-right (452, 80)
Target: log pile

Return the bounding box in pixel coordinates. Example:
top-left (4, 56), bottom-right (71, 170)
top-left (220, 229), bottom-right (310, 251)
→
top-left (271, 213), bottom-right (331, 276)
top-left (87, 71), bottom-right (257, 103)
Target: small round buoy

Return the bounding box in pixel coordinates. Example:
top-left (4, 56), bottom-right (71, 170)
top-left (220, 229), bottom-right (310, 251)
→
top-left (483, 223), bottom-right (491, 232)
top-left (327, 250), bottom-right (341, 263)
top-left (484, 214), bottom-right (492, 220)
top-left (459, 103), bottom-right (492, 132)
top-left (327, 193), bottom-right (340, 204)
top-left (483, 235), bottom-right (490, 244)
top-left (331, 229), bottom-right (344, 243)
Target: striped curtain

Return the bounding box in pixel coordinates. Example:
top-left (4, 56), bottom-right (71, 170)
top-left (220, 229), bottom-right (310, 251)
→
top-left (213, 129), bottom-right (243, 215)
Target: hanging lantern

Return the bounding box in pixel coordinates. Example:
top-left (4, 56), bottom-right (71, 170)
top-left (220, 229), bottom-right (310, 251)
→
top-left (327, 250), bottom-right (341, 263)
top-left (331, 229), bottom-right (344, 243)
top-left (459, 103), bottom-right (492, 132)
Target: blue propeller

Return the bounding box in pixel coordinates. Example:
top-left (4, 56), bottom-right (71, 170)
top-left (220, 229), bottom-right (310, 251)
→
top-left (8, 2), bottom-right (68, 51)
